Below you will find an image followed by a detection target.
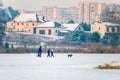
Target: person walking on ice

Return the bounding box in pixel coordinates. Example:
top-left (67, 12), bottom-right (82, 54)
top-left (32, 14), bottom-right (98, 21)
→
top-left (47, 48), bottom-right (51, 57)
top-left (51, 49), bottom-right (54, 57)
top-left (37, 46), bottom-right (42, 57)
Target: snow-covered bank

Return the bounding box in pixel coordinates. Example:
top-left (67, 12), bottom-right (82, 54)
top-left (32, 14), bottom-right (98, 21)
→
top-left (96, 61), bottom-right (120, 69)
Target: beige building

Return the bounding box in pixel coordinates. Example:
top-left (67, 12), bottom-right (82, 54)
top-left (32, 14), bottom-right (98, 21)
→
top-left (42, 6), bottom-right (57, 21)
top-left (41, 6), bottom-right (79, 23)
top-left (33, 21), bottom-right (66, 36)
top-left (7, 21), bottom-right (40, 33)
top-left (40, 1), bottom-right (106, 24)
top-left (6, 13), bottom-right (45, 33)
top-left (78, 1), bottom-right (106, 24)
top-left (91, 22), bottom-right (120, 38)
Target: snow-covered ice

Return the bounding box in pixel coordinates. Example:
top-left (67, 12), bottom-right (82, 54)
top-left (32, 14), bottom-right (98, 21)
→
top-left (0, 54), bottom-right (120, 80)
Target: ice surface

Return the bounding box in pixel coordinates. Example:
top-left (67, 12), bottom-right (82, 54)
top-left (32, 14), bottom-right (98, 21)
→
top-left (0, 54), bottom-right (120, 80)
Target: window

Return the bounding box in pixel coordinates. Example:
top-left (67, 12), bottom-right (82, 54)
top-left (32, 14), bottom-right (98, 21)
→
top-left (55, 30), bottom-right (58, 33)
top-left (92, 27), bottom-right (94, 30)
top-left (11, 23), bottom-right (14, 26)
top-left (33, 28), bottom-right (36, 33)
top-left (26, 23), bottom-right (28, 26)
top-left (22, 23), bottom-right (24, 25)
top-left (39, 30), bottom-right (45, 34)
top-left (91, 10), bottom-right (94, 12)
top-left (99, 27), bottom-right (100, 30)
top-left (17, 23), bottom-right (19, 25)
top-left (32, 23), bottom-right (34, 26)
top-left (13, 26), bottom-right (15, 29)
top-left (48, 29), bottom-right (51, 35)
top-left (112, 27), bottom-right (115, 32)
top-left (107, 27), bottom-right (109, 32)
top-left (117, 27), bottom-right (119, 32)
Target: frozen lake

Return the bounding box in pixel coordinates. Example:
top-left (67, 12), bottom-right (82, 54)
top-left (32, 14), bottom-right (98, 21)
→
top-left (0, 54), bottom-right (120, 80)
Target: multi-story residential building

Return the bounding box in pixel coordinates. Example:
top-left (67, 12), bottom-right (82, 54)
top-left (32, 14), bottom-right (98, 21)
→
top-left (78, 1), bottom-right (106, 24)
top-left (41, 6), bottom-right (79, 23)
top-left (91, 22), bottom-right (120, 38)
top-left (41, 1), bottom-right (106, 24)
top-left (42, 6), bottom-right (57, 21)
top-left (58, 7), bottom-right (79, 23)
top-left (6, 13), bottom-right (45, 33)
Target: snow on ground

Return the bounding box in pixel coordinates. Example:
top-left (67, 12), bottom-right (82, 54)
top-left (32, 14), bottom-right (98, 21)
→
top-left (0, 54), bottom-right (120, 80)
top-left (110, 61), bottom-right (120, 66)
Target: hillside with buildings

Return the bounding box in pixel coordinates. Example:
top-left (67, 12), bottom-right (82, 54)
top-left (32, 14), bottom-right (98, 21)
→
top-left (0, 0), bottom-right (120, 53)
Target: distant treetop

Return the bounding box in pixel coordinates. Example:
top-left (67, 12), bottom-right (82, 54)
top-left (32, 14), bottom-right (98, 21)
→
top-left (67, 20), bottom-right (75, 24)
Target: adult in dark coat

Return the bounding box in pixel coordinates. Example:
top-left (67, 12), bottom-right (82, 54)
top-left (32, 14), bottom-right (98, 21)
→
top-left (47, 48), bottom-right (51, 57)
top-left (37, 46), bottom-right (42, 57)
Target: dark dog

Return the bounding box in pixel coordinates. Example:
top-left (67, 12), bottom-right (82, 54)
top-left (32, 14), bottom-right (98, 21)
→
top-left (68, 54), bottom-right (73, 57)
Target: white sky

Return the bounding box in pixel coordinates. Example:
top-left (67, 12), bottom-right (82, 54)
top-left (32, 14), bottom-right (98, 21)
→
top-left (2, 0), bottom-right (120, 11)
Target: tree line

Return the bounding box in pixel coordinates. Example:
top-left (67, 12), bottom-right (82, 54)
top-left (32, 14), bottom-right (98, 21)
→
top-left (0, 6), bottom-right (19, 47)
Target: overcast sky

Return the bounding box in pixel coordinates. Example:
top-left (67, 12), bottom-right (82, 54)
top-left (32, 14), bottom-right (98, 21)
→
top-left (2, 0), bottom-right (120, 11)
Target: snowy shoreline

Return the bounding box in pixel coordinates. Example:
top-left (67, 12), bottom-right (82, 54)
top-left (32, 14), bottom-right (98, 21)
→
top-left (95, 61), bottom-right (120, 69)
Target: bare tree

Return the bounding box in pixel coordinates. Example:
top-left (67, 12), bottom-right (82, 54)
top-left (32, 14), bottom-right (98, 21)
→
top-left (101, 4), bottom-right (120, 24)
top-left (0, 1), bottom-right (5, 47)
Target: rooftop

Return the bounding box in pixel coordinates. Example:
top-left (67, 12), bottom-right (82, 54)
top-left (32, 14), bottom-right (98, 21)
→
top-left (101, 22), bottom-right (119, 26)
top-left (62, 24), bottom-right (79, 31)
top-left (14, 13), bottom-right (45, 22)
top-left (35, 21), bottom-right (65, 28)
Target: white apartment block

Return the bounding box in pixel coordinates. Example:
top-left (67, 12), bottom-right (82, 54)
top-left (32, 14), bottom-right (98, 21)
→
top-left (58, 7), bottom-right (79, 23)
top-left (41, 1), bottom-right (106, 24)
top-left (78, 1), bottom-right (106, 24)
top-left (41, 6), bottom-right (79, 23)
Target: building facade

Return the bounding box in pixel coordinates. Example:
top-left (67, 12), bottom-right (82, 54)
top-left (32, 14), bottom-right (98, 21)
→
top-left (7, 21), bottom-right (40, 33)
top-left (78, 1), bottom-right (106, 24)
top-left (33, 21), bottom-right (66, 36)
top-left (6, 13), bottom-right (45, 33)
top-left (91, 22), bottom-right (120, 38)
top-left (41, 6), bottom-right (79, 23)
top-left (41, 1), bottom-right (106, 24)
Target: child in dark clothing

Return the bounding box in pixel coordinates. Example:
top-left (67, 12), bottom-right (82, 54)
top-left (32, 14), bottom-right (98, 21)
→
top-left (51, 49), bottom-right (54, 57)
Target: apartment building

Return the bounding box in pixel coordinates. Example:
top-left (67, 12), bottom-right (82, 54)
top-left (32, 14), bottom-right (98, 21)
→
top-left (58, 7), bottom-right (79, 23)
top-left (78, 1), bottom-right (106, 24)
top-left (41, 6), bottom-right (79, 23)
top-left (41, 1), bottom-right (106, 24)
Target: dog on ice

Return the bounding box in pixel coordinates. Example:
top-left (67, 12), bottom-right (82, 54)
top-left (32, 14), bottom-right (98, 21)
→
top-left (68, 54), bottom-right (73, 57)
